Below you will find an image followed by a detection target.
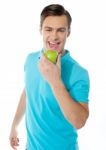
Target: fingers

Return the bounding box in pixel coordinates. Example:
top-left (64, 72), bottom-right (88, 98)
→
top-left (40, 54), bottom-right (52, 64)
top-left (10, 137), bottom-right (19, 150)
top-left (56, 53), bottom-right (61, 69)
top-left (38, 54), bottom-right (53, 70)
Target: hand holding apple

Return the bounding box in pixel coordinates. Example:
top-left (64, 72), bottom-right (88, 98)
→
top-left (38, 50), bottom-right (61, 85)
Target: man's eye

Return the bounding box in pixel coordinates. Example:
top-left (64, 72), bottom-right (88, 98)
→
top-left (45, 29), bottom-right (52, 32)
top-left (59, 29), bottom-right (65, 32)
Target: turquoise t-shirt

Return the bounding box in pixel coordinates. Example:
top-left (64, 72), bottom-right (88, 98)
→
top-left (24, 50), bottom-right (90, 150)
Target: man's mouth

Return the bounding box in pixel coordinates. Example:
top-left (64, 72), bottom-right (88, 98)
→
top-left (48, 42), bottom-right (60, 50)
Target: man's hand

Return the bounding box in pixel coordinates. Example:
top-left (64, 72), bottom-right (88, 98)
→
top-left (38, 53), bottom-right (61, 86)
top-left (9, 126), bottom-right (19, 150)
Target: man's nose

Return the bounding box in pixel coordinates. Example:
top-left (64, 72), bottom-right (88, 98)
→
top-left (51, 31), bottom-right (58, 41)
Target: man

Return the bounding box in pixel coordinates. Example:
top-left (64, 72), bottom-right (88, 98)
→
top-left (9, 4), bottom-right (90, 150)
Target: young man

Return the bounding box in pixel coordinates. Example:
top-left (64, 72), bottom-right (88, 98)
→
top-left (9, 4), bottom-right (90, 150)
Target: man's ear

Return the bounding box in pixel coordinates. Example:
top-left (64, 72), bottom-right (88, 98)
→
top-left (67, 28), bottom-right (71, 37)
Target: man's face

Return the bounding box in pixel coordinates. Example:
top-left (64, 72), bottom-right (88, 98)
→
top-left (40, 15), bottom-right (70, 53)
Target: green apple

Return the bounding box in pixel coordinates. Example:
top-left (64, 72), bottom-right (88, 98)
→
top-left (44, 50), bottom-right (58, 64)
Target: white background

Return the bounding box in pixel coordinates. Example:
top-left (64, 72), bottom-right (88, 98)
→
top-left (0, 0), bottom-right (106, 150)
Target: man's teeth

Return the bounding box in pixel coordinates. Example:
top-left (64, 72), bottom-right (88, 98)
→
top-left (49, 42), bottom-right (59, 46)
top-left (50, 42), bottom-right (57, 45)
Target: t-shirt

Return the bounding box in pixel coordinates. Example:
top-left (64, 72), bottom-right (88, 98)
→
top-left (24, 50), bottom-right (90, 150)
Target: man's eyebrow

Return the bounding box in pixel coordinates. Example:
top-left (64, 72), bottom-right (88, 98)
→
top-left (58, 27), bottom-right (66, 30)
top-left (44, 26), bottom-right (52, 29)
top-left (44, 26), bottom-right (66, 30)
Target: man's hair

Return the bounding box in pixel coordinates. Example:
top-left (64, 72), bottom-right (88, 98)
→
top-left (40, 4), bottom-right (72, 29)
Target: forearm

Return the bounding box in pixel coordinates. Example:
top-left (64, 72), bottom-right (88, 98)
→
top-left (12, 88), bottom-right (26, 128)
top-left (51, 80), bottom-right (89, 129)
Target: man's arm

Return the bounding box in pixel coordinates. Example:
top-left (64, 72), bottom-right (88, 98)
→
top-left (51, 80), bottom-right (89, 129)
top-left (38, 54), bottom-right (89, 129)
top-left (9, 88), bottom-right (26, 150)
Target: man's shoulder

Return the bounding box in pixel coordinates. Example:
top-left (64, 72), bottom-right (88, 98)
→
top-left (25, 50), bottom-right (42, 63)
top-left (66, 51), bottom-right (88, 73)
top-left (64, 51), bottom-right (89, 79)
top-left (26, 51), bottom-right (40, 59)
top-left (24, 50), bottom-right (41, 68)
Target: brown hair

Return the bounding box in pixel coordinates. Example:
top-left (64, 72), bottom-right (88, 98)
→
top-left (40, 4), bottom-right (72, 29)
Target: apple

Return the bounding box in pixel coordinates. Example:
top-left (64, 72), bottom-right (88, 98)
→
top-left (44, 50), bottom-right (58, 64)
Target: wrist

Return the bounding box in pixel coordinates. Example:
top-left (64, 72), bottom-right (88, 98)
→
top-left (51, 79), bottom-right (64, 90)
top-left (11, 121), bottom-right (18, 129)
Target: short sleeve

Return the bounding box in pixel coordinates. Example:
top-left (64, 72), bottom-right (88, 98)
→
top-left (69, 64), bottom-right (90, 103)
